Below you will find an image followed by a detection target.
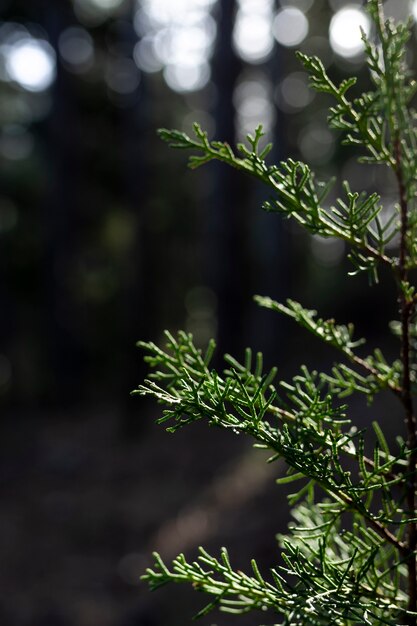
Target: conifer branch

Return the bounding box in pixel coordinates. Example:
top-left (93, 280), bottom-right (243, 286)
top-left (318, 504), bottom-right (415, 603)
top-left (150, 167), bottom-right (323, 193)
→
top-left (296, 50), bottom-right (395, 169)
top-left (158, 126), bottom-right (395, 282)
top-left (254, 296), bottom-right (402, 398)
top-left (369, 0), bottom-right (417, 617)
top-left (138, 1), bottom-right (417, 622)
top-left (142, 544), bottom-right (405, 624)
top-left (135, 332), bottom-right (407, 556)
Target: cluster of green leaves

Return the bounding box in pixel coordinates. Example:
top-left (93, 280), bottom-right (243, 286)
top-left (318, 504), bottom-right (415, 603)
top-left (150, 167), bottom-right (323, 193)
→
top-left (136, 326), bottom-right (409, 624)
top-left (255, 296), bottom-right (402, 401)
top-left (158, 121), bottom-right (395, 283)
top-left (136, 329), bottom-right (408, 515)
top-left (145, 536), bottom-right (405, 625)
top-left (136, 1), bottom-right (417, 624)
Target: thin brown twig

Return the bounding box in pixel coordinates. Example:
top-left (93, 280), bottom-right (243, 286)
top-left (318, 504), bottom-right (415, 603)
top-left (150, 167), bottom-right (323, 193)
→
top-left (394, 131), bottom-right (417, 624)
top-left (373, 0), bottom-right (417, 615)
top-left (349, 352), bottom-right (403, 396)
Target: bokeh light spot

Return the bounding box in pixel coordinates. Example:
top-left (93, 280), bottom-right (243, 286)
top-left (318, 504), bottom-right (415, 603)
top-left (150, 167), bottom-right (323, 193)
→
top-left (59, 27), bottom-right (94, 72)
top-left (74, 0), bottom-right (125, 26)
top-left (163, 61), bottom-right (210, 93)
top-left (139, 0), bottom-right (214, 27)
top-left (234, 73), bottom-right (274, 139)
top-left (298, 123), bottom-right (335, 165)
top-left (106, 57), bottom-right (140, 94)
top-left (273, 7), bottom-right (309, 48)
top-left (89, 0), bottom-right (124, 8)
top-left (136, 0), bottom-right (215, 92)
top-left (6, 38), bottom-right (56, 92)
top-left (277, 71), bottom-right (313, 112)
top-left (233, 12), bottom-right (274, 63)
top-left (329, 6), bottom-right (370, 58)
top-left (133, 36), bottom-right (163, 73)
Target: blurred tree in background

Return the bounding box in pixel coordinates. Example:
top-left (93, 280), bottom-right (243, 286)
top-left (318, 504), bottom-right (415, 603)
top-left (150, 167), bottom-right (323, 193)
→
top-left (2, 0), bottom-right (409, 410)
top-left (0, 1), bottom-right (416, 625)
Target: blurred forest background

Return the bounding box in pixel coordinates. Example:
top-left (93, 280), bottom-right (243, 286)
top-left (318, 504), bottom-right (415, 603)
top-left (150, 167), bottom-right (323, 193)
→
top-left (0, 0), bottom-right (414, 624)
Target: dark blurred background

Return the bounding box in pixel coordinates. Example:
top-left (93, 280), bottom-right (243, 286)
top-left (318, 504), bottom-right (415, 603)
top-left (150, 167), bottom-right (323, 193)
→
top-left (0, 0), bottom-right (413, 624)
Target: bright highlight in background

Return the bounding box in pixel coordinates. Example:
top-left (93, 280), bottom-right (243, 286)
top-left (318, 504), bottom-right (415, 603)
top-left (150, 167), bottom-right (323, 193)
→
top-left (73, 0), bottom-right (125, 25)
top-left (6, 38), bottom-right (56, 92)
top-left (138, 0), bottom-right (216, 26)
top-left (273, 7), bottom-right (309, 48)
top-left (84, 0), bottom-right (124, 11)
top-left (233, 0), bottom-right (274, 64)
top-left (234, 72), bottom-right (275, 140)
top-left (90, 0), bottom-right (123, 11)
top-left (134, 0), bottom-right (216, 93)
top-left (164, 61), bottom-right (210, 93)
top-left (59, 27), bottom-right (94, 72)
top-left (329, 6), bottom-right (370, 58)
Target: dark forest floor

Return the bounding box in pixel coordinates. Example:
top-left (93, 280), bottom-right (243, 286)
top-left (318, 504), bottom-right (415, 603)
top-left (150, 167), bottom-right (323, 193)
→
top-left (1, 405), bottom-right (289, 626)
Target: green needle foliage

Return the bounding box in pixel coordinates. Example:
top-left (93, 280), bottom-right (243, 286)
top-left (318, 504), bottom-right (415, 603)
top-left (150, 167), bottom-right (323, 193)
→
top-left (134, 2), bottom-right (417, 624)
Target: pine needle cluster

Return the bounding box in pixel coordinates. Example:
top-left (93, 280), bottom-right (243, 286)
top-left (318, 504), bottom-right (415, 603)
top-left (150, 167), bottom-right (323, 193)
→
top-left (133, 2), bottom-right (417, 624)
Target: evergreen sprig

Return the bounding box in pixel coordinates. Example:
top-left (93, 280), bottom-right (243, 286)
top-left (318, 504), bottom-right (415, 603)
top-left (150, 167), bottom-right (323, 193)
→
top-left (136, 1), bottom-right (417, 624)
top-left (142, 541), bottom-right (405, 625)
top-left (254, 296), bottom-right (402, 398)
top-left (158, 123), bottom-right (395, 282)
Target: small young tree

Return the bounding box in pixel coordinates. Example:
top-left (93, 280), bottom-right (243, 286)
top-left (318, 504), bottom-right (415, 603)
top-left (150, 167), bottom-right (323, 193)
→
top-left (134, 1), bottom-right (417, 623)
